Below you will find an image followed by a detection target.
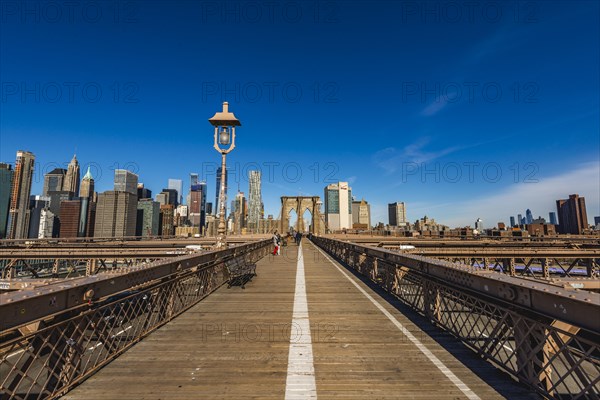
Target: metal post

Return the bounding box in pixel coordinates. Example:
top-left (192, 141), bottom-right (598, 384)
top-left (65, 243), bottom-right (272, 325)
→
top-left (216, 152), bottom-right (227, 248)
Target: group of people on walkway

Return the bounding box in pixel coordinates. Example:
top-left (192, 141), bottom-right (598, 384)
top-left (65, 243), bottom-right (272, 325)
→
top-left (272, 230), bottom-right (305, 255)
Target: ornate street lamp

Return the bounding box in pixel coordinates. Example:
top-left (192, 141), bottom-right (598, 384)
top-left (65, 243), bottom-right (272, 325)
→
top-left (209, 102), bottom-right (241, 247)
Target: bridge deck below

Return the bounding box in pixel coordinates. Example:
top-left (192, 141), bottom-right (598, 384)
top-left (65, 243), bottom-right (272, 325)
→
top-left (64, 241), bottom-right (534, 399)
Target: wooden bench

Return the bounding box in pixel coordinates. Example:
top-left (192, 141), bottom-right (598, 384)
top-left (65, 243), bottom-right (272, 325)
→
top-left (225, 256), bottom-right (257, 289)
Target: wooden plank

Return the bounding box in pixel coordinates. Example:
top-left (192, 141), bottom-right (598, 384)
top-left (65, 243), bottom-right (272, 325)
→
top-left (64, 242), bottom-right (535, 399)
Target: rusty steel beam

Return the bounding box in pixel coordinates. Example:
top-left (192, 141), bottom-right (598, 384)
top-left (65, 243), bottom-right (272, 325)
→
top-left (0, 239), bottom-right (271, 331)
top-left (312, 236), bottom-right (600, 399)
top-left (313, 237), bottom-right (600, 333)
top-left (0, 248), bottom-right (187, 260)
top-left (385, 248), bottom-right (600, 258)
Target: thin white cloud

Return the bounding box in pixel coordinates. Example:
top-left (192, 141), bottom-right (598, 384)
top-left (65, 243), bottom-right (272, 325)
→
top-left (373, 138), bottom-right (462, 173)
top-left (420, 93), bottom-right (457, 117)
top-left (442, 162), bottom-right (600, 227)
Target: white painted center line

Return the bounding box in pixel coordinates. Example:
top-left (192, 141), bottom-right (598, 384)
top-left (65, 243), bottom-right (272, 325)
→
top-left (314, 244), bottom-right (481, 400)
top-left (285, 243), bottom-right (317, 400)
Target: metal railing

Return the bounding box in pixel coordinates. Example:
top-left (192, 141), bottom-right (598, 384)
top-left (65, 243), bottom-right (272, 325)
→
top-left (0, 239), bottom-right (270, 399)
top-left (312, 236), bottom-right (600, 399)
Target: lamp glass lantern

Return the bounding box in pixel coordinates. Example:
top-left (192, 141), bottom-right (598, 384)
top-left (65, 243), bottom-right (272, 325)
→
top-left (208, 102), bottom-right (241, 246)
top-left (209, 102), bottom-right (241, 154)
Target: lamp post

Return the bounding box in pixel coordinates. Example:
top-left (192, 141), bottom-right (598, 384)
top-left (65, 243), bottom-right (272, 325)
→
top-left (209, 102), bottom-right (241, 248)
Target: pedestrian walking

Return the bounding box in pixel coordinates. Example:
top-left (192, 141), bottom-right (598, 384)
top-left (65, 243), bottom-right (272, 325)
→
top-left (272, 230), bottom-right (280, 255)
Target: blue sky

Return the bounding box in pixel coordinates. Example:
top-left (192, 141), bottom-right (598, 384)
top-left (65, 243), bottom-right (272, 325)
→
top-left (1, 0), bottom-right (599, 227)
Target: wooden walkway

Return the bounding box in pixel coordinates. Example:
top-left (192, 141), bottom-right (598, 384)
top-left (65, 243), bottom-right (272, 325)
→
top-left (63, 241), bottom-right (536, 399)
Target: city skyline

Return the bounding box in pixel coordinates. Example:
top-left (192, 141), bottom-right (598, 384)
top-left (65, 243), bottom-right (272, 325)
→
top-left (0, 147), bottom-right (597, 229)
top-left (1, 1), bottom-right (598, 226)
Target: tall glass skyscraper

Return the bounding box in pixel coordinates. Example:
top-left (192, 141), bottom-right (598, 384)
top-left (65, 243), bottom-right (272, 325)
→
top-left (525, 209), bottom-right (533, 224)
top-left (247, 170), bottom-right (262, 232)
top-left (168, 178), bottom-right (183, 205)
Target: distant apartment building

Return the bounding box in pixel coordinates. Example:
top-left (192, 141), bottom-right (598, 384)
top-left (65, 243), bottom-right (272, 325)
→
top-left (556, 194), bottom-right (588, 234)
top-left (94, 191), bottom-right (138, 238)
top-left (324, 182), bottom-right (352, 231)
top-left (352, 199), bottom-right (371, 229)
top-left (388, 202), bottom-right (407, 226)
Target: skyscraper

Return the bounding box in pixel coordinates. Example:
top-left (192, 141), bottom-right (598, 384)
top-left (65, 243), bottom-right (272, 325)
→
top-left (248, 170), bottom-right (262, 232)
top-left (168, 178), bottom-right (183, 205)
top-left (28, 195), bottom-right (50, 238)
top-left (94, 191), bottom-right (138, 238)
top-left (64, 154), bottom-right (80, 196)
top-left (517, 214), bottom-right (523, 226)
top-left (190, 173), bottom-right (199, 187)
top-left (549, 212), bottom-right (557, 225)
top-left (233, 191), bottom-right (247, 234)
top-left (7, 150), bottom-right (35, 239)
top-left (79, 166), bottom-right (95, 237)
top-left (475, 218), bottom-right (484, 231)
top-left (159, 204), bottom-right (174, 236)
top-left (352, 199), bottom-right (371, 228)
top-left (388, 202), bottom-right (407, 226)
top-left (137, 183), bottom-right (152, 200)
top-left (525, 209), bottom-right (533, 224)
top-left (556, 194), bottom-right (588, 234)
top-left (80, 166), bottom-right (95, 199)
top-left (43, 168), bottom-right (67, 196)
top-left (509, 216), bottom-right (516, 227)
top-left (114, 169), bottom-right (138, 195)
top-left (160, 189), bottom-right (178, 206)
top-left (136, 199), bottom-right (160, 237)
top-left (189, 181), bottom-right (207, 230)
top-left (38, 208), bottom-right (55, 239)
top-left (59, 200), bottom-right (82, 238)
top-left (324, 182), bottom-right (352, 231)
top-left (215, 167), bottom-right (228, 217)
top-left (0, 163), bottom-right (13, 238)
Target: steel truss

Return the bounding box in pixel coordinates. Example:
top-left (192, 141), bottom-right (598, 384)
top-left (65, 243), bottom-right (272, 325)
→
top-left (312, 236), bottom-right (600, 399)
top-left (0, 239), bottom-right (270, 399)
